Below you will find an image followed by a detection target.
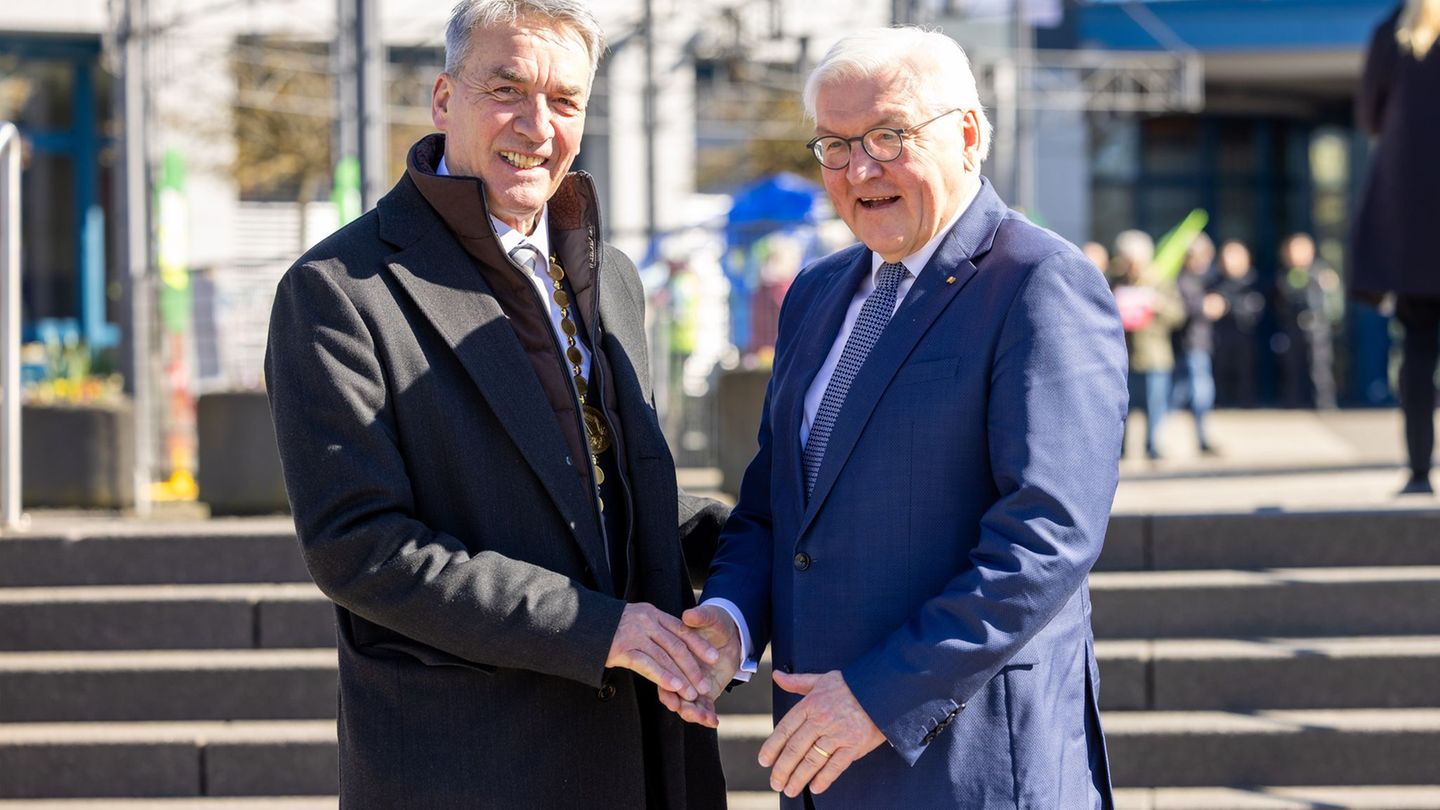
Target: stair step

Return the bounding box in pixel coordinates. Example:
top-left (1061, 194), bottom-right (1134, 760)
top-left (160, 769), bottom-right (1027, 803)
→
top-left (1099, 510), bottom-right (1440, 571)
top-left (1105, 709), bottom-right (1440, 787)
top-left (0, 522), bottom-right (306, 587)
top-left (1095, 636), bottom-right (1440, 711)
top-left (0, 584), bottom-right (331, 651)
top-left (1090, 566), bottom-right (1440, 638)
top-left (1, 790), bottom-right (1438, 810)
top-left (0, 721), bottom-right (337, 799)
top-left (715, 709), bottom-right (1440, 792)
top-left (6, 710), bottom-right (1440, 797)
top-left (6, 636), bottom-right (1435, 723)
top-left (2, 508), bottom-right (1435, 590)
top-left (718, 636), bottom-right (1440, 717)
top-left (1112, 785), bottom-right (1440, 809)
top-left (6, 565), bottom-right (1440, 653)
top-left (0, 795), bottom-right (336, 801)
top-left (0, 650), bottom-right (337, 722)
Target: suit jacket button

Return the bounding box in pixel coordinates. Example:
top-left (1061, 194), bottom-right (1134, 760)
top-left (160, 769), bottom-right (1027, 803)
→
top-left (598, 682), bottom-right (617, 701)
top-left (793, 552), bottom-right (811, 571)
top-left (782, 663), bottom-right (793, 674)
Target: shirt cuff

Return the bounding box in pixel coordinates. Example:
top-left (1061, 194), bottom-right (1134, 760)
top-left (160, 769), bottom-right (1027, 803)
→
top-left (700, 597), bottom-right (759, 682)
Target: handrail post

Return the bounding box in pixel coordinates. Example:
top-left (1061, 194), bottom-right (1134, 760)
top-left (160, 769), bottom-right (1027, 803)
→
top-left (0, 122), bottom-right (24, 532)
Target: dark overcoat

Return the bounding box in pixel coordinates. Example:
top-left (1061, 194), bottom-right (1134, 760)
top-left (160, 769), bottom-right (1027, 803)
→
top-left (1351, 5), bottom-right (1440, 297)
top-left (265, 152), bottom-right (725, 808)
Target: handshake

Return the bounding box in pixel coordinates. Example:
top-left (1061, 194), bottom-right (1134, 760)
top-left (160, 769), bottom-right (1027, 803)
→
top-left (606, 603), bottom-right (888, 797)
top-left (604, 602), bottom-right (742, 728)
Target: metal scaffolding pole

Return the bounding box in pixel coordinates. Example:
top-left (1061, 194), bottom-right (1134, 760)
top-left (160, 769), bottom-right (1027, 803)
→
top-left (0, 123), bottom-right (22, 531)
top-left (643, 0), bottom-right (657, 250)
top-left (118, 0), bottom-right (154, 515)
top-left (337, 0), bottom-right (387, 212)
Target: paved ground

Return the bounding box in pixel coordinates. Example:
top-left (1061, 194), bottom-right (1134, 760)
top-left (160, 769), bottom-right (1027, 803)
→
top-left (8, 408), bottom-right (1438, 536)
top-left (679, 408), bottom-right (1440, 516)
top-left (1113, 408), bottom-right (1437, 514)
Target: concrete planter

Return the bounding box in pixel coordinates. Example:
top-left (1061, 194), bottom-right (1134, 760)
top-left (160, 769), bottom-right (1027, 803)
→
top-left (714, 368), bottom-right (771, 497)
top-left (197, 391), bottom-right (290, 516)
top-left (22, 400), bottom-right (136, 509)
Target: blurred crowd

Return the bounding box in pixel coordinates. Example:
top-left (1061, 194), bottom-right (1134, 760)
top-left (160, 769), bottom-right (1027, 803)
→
top-left (1090, 230), bottom-right (1343, 461)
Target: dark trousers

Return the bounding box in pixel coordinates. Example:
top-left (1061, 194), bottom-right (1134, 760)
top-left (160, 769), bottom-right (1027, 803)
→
top-left (1397, 295), bottom-right (1440, 478)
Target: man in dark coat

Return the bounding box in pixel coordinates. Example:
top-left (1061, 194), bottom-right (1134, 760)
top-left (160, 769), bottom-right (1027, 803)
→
top-left (1351, 0), bottom-right (1440, 494)
top-left (264, 1), bottom-right (728, 806)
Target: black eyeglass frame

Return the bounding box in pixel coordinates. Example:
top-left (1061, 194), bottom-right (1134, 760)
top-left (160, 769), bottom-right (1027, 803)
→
top-left (805, 108), bottom-right (964, 170)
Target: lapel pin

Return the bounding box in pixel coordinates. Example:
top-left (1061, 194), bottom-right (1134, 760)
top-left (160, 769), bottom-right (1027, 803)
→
top-left (946, 276), bottom-right (957, 284)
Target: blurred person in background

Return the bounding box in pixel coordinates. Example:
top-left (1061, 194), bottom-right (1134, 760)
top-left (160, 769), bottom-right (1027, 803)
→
top-left (1277, 233), bottom-right (1341, 409)
top-left (1172, 233), bottom-right (1224, 454)
top-left (1112, 229), bottom-right (1184, 460)
top-left (1351, 0), bottom-right (1440, 495)
top-left (1082, 240), bottom-right (1110, 276)
top-left (1211, 239), bottom-right (1266, 407)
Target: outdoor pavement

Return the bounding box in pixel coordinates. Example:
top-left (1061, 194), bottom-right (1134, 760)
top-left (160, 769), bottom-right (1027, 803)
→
top-left (678, 407), bottom-right (1440, 518)
top-left (1112, 408), bottom-right (1437, 514)
top-left (9, 407), bottom-right (1439, 536)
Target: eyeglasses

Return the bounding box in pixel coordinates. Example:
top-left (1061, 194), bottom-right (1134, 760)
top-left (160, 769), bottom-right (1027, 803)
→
top-left (805, 108), bottom-right (962, 170)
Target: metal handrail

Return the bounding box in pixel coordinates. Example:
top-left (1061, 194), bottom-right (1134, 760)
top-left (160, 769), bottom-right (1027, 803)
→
top-left (0, 122), bottom-right (23, 531)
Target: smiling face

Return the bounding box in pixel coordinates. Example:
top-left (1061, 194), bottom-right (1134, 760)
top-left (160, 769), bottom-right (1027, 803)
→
top-left (813, 70), bottom-right (980, 263)
top-left (431, 19), bottom-right (591, 234)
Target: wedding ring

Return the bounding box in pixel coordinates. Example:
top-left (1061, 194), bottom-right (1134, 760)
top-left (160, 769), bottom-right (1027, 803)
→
top-left (812, 743), bottom-right (832, 759)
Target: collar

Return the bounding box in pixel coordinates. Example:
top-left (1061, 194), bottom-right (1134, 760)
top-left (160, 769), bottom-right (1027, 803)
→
top-left (867, 179), bottom-right (981, 282)
top-left (437, 154), bottom-right (552, 260)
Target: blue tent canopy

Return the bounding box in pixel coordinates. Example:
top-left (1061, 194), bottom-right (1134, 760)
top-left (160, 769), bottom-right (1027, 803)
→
top-left (725, 172), bottom-right (823, 248)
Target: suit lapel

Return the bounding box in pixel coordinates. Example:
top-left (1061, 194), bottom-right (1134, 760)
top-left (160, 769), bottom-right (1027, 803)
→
top-left (381, 212), bottom-right (608, 578)
top-left (595, 253), bottom-right (669, 463)
top-left (773, 248), bottom-right (873, 518)
top-left (798, 180), bottom-right (1008, 538)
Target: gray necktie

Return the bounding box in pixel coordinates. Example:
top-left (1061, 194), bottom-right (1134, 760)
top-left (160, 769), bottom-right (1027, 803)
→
top-left (802, 261), bottom-right (910, 500)
top-left (509, 243), bottom-right (544, 276)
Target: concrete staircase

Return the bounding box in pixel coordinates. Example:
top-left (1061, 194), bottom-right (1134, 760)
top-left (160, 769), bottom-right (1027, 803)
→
top-left (1, 511), bottom-right (1439, 808)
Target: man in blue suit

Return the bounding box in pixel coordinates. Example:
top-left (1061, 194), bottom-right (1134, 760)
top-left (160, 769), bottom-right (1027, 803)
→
top-left (666, 27), bottom-right (1127, 807)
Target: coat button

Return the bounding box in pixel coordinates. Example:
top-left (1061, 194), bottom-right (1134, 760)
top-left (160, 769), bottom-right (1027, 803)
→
top-left (598, 682), bottom-right (616, 701)
top-left (793, 552), bottom-right (811, 571)
top-left (782, 663), bottom-right (793, 674)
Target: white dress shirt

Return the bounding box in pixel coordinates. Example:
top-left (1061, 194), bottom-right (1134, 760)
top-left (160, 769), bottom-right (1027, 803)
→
top-left (708, 181), bottom-right (980, 680)
top-left (437, 155), bottom-right (591, 383)
top-left (801, 184), bottom-right (979, 445)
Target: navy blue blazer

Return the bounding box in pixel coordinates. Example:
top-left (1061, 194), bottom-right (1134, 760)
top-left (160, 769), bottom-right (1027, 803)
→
top-left (703, 179), bottom-right (1128, 807)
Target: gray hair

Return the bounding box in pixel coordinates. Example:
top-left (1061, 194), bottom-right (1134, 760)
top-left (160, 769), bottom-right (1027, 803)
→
top-left (1113, 229), bottom-right (1155, 266)
top-left (802, 26), bottom-right (993, 162)
top-left (444, 0), bottom-right (606, 79)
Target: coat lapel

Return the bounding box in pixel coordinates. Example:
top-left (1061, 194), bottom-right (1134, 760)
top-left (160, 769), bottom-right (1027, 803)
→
top-left (799, 180), bottom-right (1008, 538)
top-left (379, 195), bottom-right (608, 578)
top-left (772, 248), bottom-right (873, 519)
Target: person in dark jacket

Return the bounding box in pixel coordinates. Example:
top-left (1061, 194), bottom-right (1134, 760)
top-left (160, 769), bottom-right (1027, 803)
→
top-left (1172, 233), bottom-right (1223, 453)
top-left (1351, 0), bottom-right (1440, 495)
top-left (1211, 240), bottom-right (1265, 408)
top-left (264, 1), bottom-right (730, 806)
top-left (1277, 233), bottom-right (1340, 409)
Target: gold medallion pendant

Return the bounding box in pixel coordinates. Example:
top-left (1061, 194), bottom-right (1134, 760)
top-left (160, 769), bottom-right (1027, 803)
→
top-left (583, 405), bottom-right (612, 455)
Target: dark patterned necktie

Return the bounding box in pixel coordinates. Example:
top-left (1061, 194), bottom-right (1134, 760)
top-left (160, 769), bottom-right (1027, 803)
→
top-left (802, 261), bottom-right (910, 500)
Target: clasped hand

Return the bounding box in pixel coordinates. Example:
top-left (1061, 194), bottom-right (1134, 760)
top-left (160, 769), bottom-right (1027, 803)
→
top-left (647, 605), bottom-right (885, 796)
top-left (605, 603), bottom-right (736, 708)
